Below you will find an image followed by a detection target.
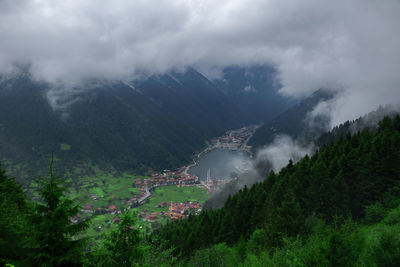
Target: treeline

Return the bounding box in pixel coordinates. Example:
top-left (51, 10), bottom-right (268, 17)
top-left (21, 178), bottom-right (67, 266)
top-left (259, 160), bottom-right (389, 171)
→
top-left (1, 115), bottom-right (400, 266)
top-left (181, 203), bottom-right (400, 266)
top-left (0, 164), bottom-right (175, 266)
top-left (152, 115), bottom-right (400, 258)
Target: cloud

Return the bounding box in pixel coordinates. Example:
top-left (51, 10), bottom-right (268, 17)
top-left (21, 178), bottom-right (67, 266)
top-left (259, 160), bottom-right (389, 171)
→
top-left (204, 134), bottom-right (314, 209)
top-left (1, 0), bottom-right (400, 125)
top-left (255, 135), bottom-right (315, 172)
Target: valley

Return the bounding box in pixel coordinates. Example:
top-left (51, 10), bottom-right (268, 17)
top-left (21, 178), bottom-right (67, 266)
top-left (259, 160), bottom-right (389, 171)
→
top-left (60, 124), bottom-right (259, 238)
top-left (0, 66), bottom-right (289, 180)
top-left (1, 1), bottom-right (399, 265)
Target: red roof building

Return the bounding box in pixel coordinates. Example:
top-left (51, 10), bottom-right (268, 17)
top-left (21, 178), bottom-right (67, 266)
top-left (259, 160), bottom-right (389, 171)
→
top-left (108, 204), bottom-right (117, 212)
top-left (83, 203), bottom-right (92, 210)
top-left (146, 214), bottom-right (158, 220)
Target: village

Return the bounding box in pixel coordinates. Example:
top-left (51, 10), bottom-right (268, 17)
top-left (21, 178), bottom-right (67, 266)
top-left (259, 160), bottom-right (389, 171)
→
top-left (209, 124), bottom-right (260, 152)
top-left (71, 125), bottom-right (259, 234)
top-left (76, 166), bottom-right (203, 223)
top-left (138, 200), bottom-right (202, 221)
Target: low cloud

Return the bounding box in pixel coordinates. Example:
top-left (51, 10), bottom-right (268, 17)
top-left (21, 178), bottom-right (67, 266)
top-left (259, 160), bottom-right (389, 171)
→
top-left (304, 98), bottom-right (337, 132)
top-left (348, 105), bottom-right (400, 134)
top-left (1, 0), bottom-right (400, 126)
top-left (255, 135), bottom-right (315, 172)
top-left (204, 135), bottom-right (314, 209)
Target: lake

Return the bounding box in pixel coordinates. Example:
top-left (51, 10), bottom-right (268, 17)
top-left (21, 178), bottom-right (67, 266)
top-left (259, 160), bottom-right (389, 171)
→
top-left (188, 149), bottom-right (252, 181)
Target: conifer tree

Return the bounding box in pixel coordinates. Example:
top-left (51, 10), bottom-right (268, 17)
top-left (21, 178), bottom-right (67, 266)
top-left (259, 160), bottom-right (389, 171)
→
top-left (102, 213), bottom-right (143, 266)
top-left (29, 165), bottom-right (89, 266)
top-left (0, 164), bottom-right (31, 266)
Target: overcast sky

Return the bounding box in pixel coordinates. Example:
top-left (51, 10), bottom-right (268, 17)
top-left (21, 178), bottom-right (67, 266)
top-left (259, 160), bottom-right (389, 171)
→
top-left (1, 0), bottom-right (400, 126)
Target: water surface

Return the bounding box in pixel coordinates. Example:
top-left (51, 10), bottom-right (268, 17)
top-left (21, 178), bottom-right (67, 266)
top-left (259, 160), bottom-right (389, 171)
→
top-left (188, 149), bottom-right (252, 181)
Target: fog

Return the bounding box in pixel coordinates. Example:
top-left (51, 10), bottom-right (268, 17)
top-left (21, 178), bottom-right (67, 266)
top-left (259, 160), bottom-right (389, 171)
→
top-left (1, 0), bottom-right (400, 126)
top-left (204, 135), bottom-right (314, 209)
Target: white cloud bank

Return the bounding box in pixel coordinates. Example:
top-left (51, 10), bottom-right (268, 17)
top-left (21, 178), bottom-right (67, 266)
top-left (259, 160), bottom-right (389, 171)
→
top-left (1, 0), bottom-right (400, 126)
top-left (256, 135), bottom-right (315, 172)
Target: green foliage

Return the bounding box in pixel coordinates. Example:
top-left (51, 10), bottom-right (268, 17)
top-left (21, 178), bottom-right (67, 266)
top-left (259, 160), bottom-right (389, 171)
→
top-left (28, 167), bottom-right (89, 266)
top-left (237, 206), bottom-right (400, 267)
top-left (0, 164), bottom-right (31, 266)
top-left (364, 202), bottom-right (387, 224)
top-left (360, 225), bottom-right (400, 266)
top-left (60, 143), bottom-right (71, 151)
top-left (153, 115), bottom-right (400, 258)
top-left (186, 243), bottom-right (240, 267)
top-left (139, 241), bottom-right (178, 267)
top-left (1, 115), bottom-right (400, 266)
top-left (104, 213), bottom-right (143, 266)
top-left (1, 68), bottom-right (272, 179)
top-left (246, 229), bottom-right (269, 256)
top-left (88, 213), bottom-right (143, 266)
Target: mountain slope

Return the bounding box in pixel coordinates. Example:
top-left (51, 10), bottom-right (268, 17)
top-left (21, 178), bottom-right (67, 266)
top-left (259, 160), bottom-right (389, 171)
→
top-left (0, 67), bottom-right (290, 180)
top-left (153, 115), bottom-right (400, 257)
top-left (212, 65), bottom-right (292, 122)
top-left (248, 89), bottom-right (334, 148)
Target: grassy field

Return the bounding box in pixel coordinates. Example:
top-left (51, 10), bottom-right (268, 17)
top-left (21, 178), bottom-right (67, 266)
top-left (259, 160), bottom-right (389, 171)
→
top-left (49, 172), bottom-right (211, 240)
top-left (9, 160), bottom-right (211, 240)
top-left (63, 173), bottom-right (145, 210)
top-left (133, 185), bottom-right (208, 215)
top-left (85, 185), bottom-right (209, 239)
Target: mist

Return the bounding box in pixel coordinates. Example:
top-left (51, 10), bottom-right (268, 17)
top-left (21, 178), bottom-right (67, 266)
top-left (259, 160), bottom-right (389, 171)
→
top-left (1, 0), bottom-right (400, 126)
top-left (349, 105), bottom-right (400, 134)
top-left (204, 135), bottom-right (315, 209)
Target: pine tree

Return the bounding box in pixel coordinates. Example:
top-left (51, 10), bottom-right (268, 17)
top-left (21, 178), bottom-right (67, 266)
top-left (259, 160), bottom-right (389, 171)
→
top-left (0, 164), bottom-right (31, 266)
top-left (29, 166), bottom-right (89, 266)
top-left (102, 213), bottom-right (143, 266)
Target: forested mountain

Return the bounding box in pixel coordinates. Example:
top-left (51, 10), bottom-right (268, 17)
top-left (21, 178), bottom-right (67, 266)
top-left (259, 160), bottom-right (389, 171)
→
top-left (212, 65), bottom-right (291, 122)
top-left (0, 67), bottom-right (290, 181)
top-left (1, 116), bottom-right (399, 266)
top-left (152, 115), bottom-right (400, 261)
top-left (248, 89), bottom-right (334, 148)
top-left (317, 105), bottom-right (400, 146)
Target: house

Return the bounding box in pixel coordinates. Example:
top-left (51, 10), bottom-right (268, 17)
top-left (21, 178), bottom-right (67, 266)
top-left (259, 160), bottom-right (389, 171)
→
top-left (94, 207), bottom-right (104, 215)
top-left (145, 214), bottom-right (158, 221)
top-left (82, 203), bottom-right (93, 213)
top-left (83, 203), bottom-right (92, 210)
top-left (108, 204), bottom-right (117, 212)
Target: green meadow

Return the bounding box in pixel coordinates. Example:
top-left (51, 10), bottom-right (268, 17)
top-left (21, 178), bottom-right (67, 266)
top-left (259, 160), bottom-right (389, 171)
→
top-left (43, 173), bottom-right (211, 239)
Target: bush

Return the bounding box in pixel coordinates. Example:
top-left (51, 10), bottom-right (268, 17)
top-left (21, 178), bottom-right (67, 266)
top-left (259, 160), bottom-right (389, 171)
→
top-left (364, 203), bottom-right (387, 224)
top-left (187, 243), bottom-right (240, 267)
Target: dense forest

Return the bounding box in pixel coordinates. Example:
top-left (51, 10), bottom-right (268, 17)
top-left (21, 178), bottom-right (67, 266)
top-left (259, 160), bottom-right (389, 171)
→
top-left (152, 115), bottom-right (400, 264)
top-left (0, 66), bottom-right (290, 182)
top-left (1, 115), bottom-right (400, 266)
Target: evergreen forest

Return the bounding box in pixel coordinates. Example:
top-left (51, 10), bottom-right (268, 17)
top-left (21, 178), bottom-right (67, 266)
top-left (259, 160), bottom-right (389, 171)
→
top-left (1, 115), bottom-right (400, 266)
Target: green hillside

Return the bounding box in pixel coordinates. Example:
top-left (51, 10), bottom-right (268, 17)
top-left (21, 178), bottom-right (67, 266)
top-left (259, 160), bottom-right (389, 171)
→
top-left (248, 89), bottom-right (334, 148)
top-left (0, 67), bottom-right (290, 183)
top-left (152, 115), bottom-right (400, 262)
top-left (1, 115), bottom-right (400, 266)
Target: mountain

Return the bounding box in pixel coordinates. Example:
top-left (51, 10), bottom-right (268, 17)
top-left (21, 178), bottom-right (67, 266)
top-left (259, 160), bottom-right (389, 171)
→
top-left (248, 89), bottom-right (334, 148)
top-left (317, 105), bottom-right (400, 146)
top-left (212, 65), bottom-right (292, 122)
top-left (153, 115), bottom-right (400, 260)
top-left (0, 67), bottom-right (290, 181)
top-left (2, 114), bottom-right (400, 266)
